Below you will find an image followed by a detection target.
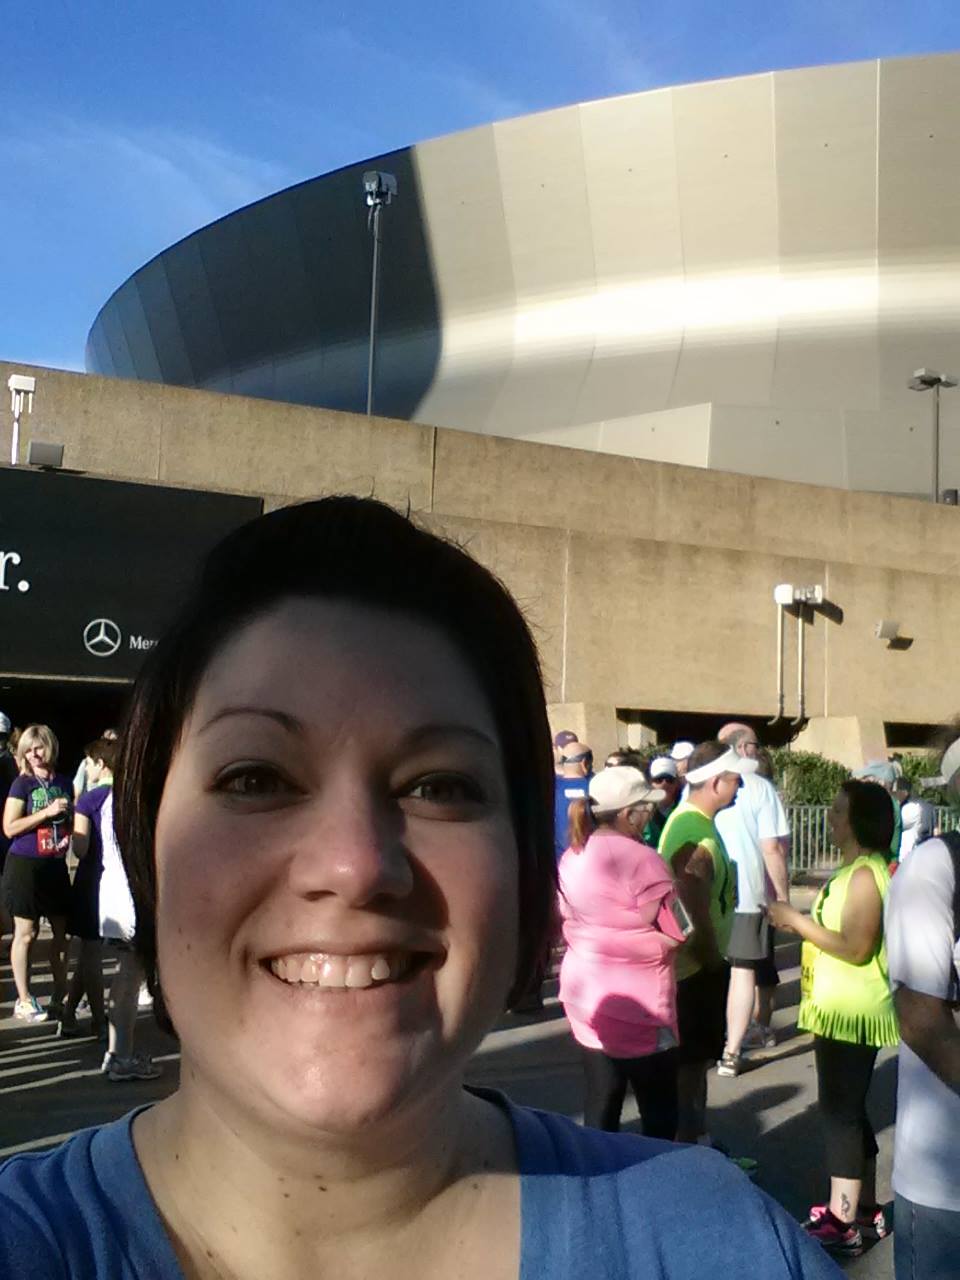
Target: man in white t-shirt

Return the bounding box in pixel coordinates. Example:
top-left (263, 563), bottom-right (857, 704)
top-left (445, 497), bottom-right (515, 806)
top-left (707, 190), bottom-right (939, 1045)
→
top-left (714, 723), bottom-right (791, 1077)
top-left (885, 733), bottom-right (960, 1280)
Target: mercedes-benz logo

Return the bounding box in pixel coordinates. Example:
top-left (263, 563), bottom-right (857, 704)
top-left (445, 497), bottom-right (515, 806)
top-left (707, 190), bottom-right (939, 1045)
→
top-left (83, 617), bottom-right (122, 658)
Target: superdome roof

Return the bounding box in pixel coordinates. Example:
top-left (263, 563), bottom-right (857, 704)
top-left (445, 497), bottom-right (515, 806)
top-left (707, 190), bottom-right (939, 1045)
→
top-left (88, 52), bottom-right (960, 498)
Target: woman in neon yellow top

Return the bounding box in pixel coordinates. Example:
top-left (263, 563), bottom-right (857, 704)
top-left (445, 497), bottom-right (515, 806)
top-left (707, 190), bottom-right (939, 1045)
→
top-left (769, 780), bottom-right (899, 1260)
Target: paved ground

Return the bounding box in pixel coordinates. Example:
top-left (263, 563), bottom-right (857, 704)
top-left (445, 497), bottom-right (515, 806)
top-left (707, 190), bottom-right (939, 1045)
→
top-left (0, 897), bottom-right (895, 1277)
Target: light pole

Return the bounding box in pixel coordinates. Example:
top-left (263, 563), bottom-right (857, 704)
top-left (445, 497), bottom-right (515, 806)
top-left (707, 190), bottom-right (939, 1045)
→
top-left (7, 373), bottom-right (35, 466)
top-left (362, 170), bottom-right (397, 417)
top-left (908, 367), bottom-right (958, 503)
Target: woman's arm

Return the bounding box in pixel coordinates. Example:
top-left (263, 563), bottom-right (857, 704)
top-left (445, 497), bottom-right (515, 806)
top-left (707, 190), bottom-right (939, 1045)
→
top-left (767, 866), bottom-right (882, 965)
top-left (2, 794), bottom-right (69, 839)
top-left (72, 812), bottom-right (91, 858)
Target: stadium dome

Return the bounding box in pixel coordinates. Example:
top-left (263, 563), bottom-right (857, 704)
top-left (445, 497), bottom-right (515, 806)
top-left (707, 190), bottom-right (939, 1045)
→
top-left (87, 52), bottom-right (960, 497)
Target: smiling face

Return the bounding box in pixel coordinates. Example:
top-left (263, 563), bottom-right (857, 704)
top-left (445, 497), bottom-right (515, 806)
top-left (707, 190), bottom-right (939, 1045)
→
top-left (153, 598), bottom-right (519, 1139)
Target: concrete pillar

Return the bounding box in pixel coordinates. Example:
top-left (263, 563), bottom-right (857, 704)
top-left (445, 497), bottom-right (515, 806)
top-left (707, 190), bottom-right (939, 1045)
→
top-left (792, 716), bottom-right (887, 770)
top-left (547, 702), bottom-right (620, 767)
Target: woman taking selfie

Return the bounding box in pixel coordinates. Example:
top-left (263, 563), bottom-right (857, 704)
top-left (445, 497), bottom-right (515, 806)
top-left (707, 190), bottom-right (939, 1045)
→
top-left (768, 780), bottom-right (899, 1259)
top-left (559, 766), bottom-right (686, 1137)
top-left (0, 498), bottom-right (838, 1278)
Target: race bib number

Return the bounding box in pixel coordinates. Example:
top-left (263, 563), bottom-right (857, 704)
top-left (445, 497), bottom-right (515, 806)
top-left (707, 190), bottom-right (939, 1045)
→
top-left (36, 825), bottom-right (59, 856)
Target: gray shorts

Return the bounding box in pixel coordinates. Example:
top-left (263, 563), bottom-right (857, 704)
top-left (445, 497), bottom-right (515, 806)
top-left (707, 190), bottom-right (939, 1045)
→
top-left (725, 911), bottom-right (771, 965)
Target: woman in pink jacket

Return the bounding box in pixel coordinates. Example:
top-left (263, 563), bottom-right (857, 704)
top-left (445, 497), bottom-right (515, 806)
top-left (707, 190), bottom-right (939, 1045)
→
top-left (559, 766), bottom-right (688, 1137)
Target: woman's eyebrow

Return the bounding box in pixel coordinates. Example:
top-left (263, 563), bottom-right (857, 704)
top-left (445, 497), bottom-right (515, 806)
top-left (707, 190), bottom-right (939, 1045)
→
top-left (196, 706), bottom-right (304, 736)
top-left (398, 723), bottom-right (500, 753)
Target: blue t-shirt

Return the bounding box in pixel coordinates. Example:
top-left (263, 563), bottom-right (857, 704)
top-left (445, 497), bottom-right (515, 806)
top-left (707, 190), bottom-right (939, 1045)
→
top-left (554, 774), bottom-right (591, 857)
top-left (0, 1094), bottom-right (840, 1278)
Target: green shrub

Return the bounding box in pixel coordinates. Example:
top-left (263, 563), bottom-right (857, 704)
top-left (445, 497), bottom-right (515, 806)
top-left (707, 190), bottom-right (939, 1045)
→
top-left (895, 751), bottom-right (951, 805)
top-left (768, 749), bottom-right (850, 805)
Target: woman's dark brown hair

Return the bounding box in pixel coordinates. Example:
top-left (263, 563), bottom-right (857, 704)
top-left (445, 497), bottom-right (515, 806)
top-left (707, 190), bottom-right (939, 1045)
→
top-left (114, 496), bottom-right (557, 1029)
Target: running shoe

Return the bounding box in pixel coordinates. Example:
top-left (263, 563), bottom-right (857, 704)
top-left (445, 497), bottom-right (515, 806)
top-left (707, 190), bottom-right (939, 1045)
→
top-left (13, 997), bottom-right (48, 1023)
top-left (56, 1017), bottom-right (85, 1039)
top-left (805, 1202), bottom-right (891, 1239)
top-left (107, 1053), bottom-right (162, 1082)
top-left (741, 1022), bottom-right (776, 1051)
top-left (716, 1051), bottom-right (742, 1078)
top-left (803, 1215), bottom-right (863, 1257)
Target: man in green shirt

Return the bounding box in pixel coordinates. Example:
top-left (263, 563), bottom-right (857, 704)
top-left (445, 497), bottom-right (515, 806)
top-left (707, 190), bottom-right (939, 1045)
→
top-left (660, 740), bottom-right (756, 1144)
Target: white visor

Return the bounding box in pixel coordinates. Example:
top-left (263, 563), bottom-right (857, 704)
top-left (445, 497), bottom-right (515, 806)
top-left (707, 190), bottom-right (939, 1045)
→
top-left (685, 747), bottom-right (758, 786)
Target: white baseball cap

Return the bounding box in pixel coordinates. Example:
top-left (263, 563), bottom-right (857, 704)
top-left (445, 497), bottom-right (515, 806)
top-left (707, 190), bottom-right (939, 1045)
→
top-left (670, 740), bottom-right (695, 762)
top-left (589, 766), bottom-right (665, 812)
top-left (685, 747), bottom-right (758, 785)
top-left (0, 712), bottom-right (11, 735)
top-left (649, 756), bottom-right (678, 780)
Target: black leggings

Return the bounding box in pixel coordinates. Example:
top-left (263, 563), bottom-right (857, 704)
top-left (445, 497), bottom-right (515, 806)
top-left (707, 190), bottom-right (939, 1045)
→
top-left (582, 1045), bottom-right (679, 1139)
top-left (814, 1036), bottom-right (879, 1180)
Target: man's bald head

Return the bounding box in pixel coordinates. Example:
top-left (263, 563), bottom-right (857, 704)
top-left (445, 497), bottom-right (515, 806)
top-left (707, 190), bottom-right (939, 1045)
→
top-left (718, 722), bottom-right (760, 758)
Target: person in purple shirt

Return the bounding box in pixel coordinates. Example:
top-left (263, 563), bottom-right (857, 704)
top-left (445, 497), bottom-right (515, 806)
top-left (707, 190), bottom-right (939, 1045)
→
top-left (59, 737), bottom-right (117, 1039)
top-left (1, 723), bottom-right (72, 1022)
top-left (0, 498), bottom-right (841, 1278)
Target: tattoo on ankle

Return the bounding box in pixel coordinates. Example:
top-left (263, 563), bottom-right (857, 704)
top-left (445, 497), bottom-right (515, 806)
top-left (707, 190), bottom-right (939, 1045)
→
top-left (840, 1193), bottom-right (852, 1219)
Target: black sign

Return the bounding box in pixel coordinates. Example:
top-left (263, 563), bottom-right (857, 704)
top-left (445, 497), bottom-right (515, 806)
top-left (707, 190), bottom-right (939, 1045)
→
top-left (0, 469), bottom-right (262, 680)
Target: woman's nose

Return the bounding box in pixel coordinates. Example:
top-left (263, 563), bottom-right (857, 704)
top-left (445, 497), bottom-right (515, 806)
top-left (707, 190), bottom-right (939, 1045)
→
top-left (285, 785), bottom-right (413, 906)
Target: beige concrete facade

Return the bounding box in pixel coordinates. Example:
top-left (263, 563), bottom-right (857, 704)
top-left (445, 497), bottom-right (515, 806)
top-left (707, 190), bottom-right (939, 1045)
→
top-left (4, 360), bottom-right (958, 767)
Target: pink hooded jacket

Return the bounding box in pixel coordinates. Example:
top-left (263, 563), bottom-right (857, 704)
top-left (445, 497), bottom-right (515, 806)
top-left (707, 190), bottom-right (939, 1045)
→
top-left (558, 828), bottom-right (683, 1057)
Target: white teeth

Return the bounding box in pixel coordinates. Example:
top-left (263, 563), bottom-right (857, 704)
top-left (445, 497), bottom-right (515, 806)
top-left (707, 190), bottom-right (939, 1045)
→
top-left (345, 959), bottom-right (374, 989)
top-left (268, 951), bottom-right (414, 989)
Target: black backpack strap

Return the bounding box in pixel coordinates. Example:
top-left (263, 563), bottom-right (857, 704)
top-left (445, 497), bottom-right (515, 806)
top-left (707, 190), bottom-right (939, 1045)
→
top-left (937, 831), bottom-right (960, 1004)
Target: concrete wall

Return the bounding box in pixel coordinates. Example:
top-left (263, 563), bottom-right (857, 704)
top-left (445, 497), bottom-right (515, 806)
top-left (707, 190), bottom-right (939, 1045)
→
top-left (5, 360), bottom-right (958, 764)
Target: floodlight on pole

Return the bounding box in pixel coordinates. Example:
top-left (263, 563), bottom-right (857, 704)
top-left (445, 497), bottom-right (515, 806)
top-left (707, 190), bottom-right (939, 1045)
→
top-left (363, 171), bottom-right (397, 417)
top-left (908, 367), bottom-right (958, 503)
top-left (8, 373), bottom-right (35, 467)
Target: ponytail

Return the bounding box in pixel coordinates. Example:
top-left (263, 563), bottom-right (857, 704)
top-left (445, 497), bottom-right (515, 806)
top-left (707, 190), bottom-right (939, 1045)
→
top-left (566, 796), bottom-right (595, 851)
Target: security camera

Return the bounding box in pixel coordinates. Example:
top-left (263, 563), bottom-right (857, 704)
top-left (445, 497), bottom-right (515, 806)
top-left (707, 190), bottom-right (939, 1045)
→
top-left (875, 620), bottom-right (900, 641)
top-left (7, 374), bottom-right (35, 396)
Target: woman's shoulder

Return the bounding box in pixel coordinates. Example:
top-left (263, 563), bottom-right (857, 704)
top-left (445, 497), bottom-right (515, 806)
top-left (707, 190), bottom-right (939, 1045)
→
top-left (507, 1103), bottom-right (841, 1278)
top-left (0, 1111), bottom-right (179, 1278)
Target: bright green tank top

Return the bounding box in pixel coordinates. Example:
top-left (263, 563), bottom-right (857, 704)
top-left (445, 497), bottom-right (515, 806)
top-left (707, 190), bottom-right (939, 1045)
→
top-left (797, 853), bottom-right (899, 1047)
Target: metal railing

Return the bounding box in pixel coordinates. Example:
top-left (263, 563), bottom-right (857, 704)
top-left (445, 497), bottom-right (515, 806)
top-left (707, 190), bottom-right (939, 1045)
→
top-left (786, 803), bottom-right (960, 873)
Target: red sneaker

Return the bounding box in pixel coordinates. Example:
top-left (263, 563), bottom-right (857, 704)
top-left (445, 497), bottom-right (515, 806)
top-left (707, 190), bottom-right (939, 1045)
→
top-left (804, 1202), bottom-right (890, 1239)
top-left (803, 1214), bottom-right (864, 1257)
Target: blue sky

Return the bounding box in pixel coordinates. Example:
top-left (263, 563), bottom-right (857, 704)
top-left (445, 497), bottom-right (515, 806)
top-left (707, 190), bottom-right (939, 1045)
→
top-left (3, 1), bottom-right (960, 371)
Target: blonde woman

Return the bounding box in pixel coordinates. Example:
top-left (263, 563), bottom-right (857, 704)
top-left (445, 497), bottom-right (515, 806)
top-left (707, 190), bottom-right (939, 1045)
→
top-left (1, 724), bottom-right (73, 1021)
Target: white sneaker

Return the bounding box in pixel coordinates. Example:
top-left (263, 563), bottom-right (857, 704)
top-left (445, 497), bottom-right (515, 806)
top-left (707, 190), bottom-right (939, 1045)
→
top-left (13, 997), bottom-right (48, 1023)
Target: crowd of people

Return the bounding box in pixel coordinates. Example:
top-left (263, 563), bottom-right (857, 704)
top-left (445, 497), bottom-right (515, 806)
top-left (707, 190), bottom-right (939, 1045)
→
top-left (552, 723), bottom-right (960, 1275)
top-left (0, 717), bottom-right (159, 1081)
top-left (0, 495), bottom-right (954, 1279)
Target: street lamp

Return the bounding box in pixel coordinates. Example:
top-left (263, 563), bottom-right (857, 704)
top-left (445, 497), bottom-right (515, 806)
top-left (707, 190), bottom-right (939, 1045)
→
top-left (362, 170), bottom-right (397, 417)
top-left (908, 367), bottom-right (958, 503)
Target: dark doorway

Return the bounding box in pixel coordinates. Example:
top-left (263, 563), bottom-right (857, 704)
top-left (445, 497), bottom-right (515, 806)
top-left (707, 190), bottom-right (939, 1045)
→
top-left (0, 678), bottom-right (130, 783)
